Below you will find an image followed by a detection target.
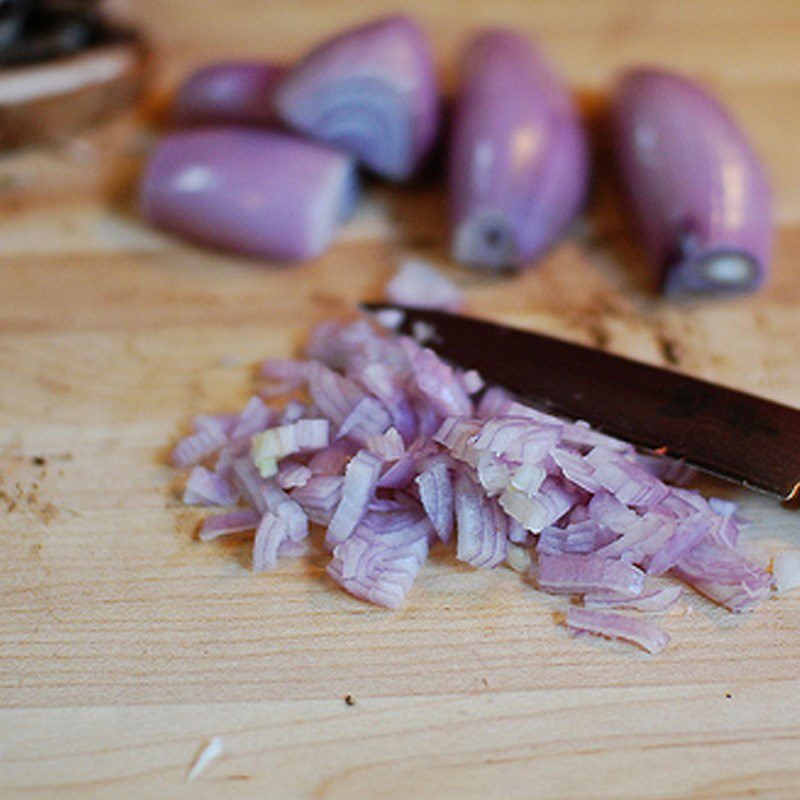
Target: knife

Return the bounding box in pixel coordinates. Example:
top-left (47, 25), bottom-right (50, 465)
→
top-left (362, 303), bottom-right (800, 504)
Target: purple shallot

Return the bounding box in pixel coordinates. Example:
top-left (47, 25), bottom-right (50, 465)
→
top-left (171, 316), bottom-right (774, 655)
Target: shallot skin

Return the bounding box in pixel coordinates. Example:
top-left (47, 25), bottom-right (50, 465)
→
top-left (275, 15), bottom-right (440, 181)
top-left (611, 68), bottom-right (773, 295)
top-left (448, 30), bottom-right (590, 270)
top-left (140, 129), bottom-right (359, 261)
top-left (173, 62), bottom-right (287, 127)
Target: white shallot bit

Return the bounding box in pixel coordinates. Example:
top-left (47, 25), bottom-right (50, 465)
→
top-left (385, 259), bottom-right (464, 312)
top-left (773, 551), bottom-right (800, 595)
top-left (506, 543), bottom-right (532, 574)
top-left (187, 736), bottom-right (224, 782)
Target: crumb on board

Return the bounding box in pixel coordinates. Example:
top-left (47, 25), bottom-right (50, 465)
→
top-left (656, 333), bottom-right (682, 366)
top-left (32, 456), bottom-right (46, 466)
top-left (0, 486), bottom-right (16, 512)
top-left (187, 736), bottom-right (224, 782)
top-left (586, 320), bottom-right (610, 350)
top-left (311, 290), bottom-right (346, 310)
top-left (40, 502), bottom-right (57, 524)
top-left (344, 694), bottom-right (356, 707)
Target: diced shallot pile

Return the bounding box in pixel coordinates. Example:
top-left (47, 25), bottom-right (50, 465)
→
top-left (172, 317), bottom-right (773, 654)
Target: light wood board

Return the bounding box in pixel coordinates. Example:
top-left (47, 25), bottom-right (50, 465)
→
top-left (1, 1), bottom-right (799, 797)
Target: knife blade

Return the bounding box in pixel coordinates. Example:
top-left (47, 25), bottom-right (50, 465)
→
top-left (362, 303), bottom-right (800, 503)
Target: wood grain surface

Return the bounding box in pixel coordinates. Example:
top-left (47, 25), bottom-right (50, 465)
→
top-left (1, 1), bottom-right (799, 798)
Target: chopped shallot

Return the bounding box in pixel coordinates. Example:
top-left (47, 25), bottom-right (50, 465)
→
top-left (416, 457), bottom-right (454, 542)
top-left (366, 427), bottom-right (405, 461)
top-left (583, 583), bottom-right (682, 612)
top-left (536, 553), bottom-right (645, 597)
top-left (253, 512), bottom-right (290, 572)
top-left (183, 466), bottom-right (239, 507)
top-left (277, 461), bottom-right (313, 490)
top-left (171, 316), bottom-right (776, 655)
top-left (252, 418), bottom-right (329, 472)
top-left (327, 450), bottom-right (383, 546)
top-left (199, 509), bottom-right (260, 541)
top-left (773, 551), bottom-right (800, 595)
top-left (172, 426), bottom-right (228, 468)
top-left (566, 607), bottom-right (670, 654)
top-left (455, 471), bottom-right (508, 568)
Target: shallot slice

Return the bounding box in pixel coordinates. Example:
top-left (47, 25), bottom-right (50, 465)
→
top-left (566, 607), bottom-right (670, 654)
top-left (275, 15), bottom-right (440, 181)
top-left (141, 130), bottom-right (359, 261)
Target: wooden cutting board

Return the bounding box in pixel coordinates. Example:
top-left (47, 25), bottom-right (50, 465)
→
top-left (1, 1), bottom-right (799, 797)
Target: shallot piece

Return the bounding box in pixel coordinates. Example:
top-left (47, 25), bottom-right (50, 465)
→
top-left (172, 426), bottom-right (228, 468)
top-left (536, 553), bottom-right (645, 597)
top-left (566, 607), bottom-right (670, 655)
top-left (275, 15), bottom-right (440, 181)
top-left (448, 29), bottom-right (590, 269)
top-left (584, 583), bottom-right (682, 612)
top-left (251, 418), bottom-right (329, 472)
top-left (140, 129), bottom-right (359, 261)
top-left (183, 466), bottom-right (239, 507)
top-left (199, 509), bottom-right (261, 541)
top-left (172, 316), bottom-right (775, 654)
top-left (173, 62), bottom-right (287, 127)
top-left (327, 449), bottom-right (382, 546)
top-left (385, 260), bottom-right (464, 311)
top-left (773, 551), bottom-right (800, 595)
top-left (611, 68), bottom-right (773, 295)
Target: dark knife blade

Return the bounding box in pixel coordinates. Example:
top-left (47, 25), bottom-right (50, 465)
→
top-left (362, 303), bottom-right (800, 503)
